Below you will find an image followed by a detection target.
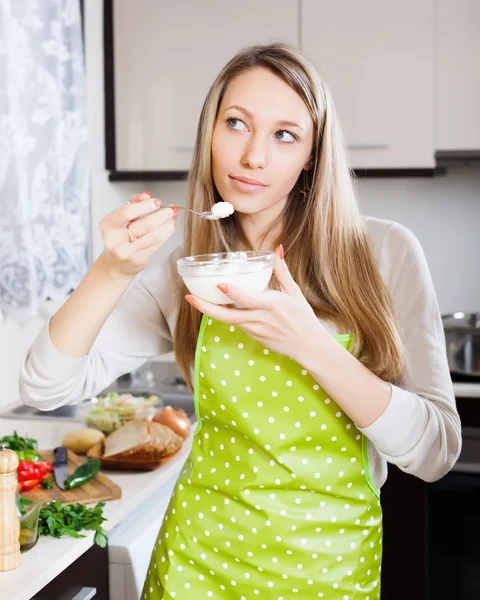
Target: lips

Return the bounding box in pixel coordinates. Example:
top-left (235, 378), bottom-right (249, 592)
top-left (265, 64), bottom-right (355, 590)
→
top-left (229, 175), bottom-right (268, 187)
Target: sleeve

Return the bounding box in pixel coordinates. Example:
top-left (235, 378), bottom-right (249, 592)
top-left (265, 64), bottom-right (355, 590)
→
top-left (358, 222), bottom-right (462, 482)
top-left (18, 262), bottom-right (175, 411)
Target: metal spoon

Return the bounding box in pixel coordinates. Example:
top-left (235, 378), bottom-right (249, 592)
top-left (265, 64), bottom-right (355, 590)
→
top-left (123, 200), bottom-right (231, 220)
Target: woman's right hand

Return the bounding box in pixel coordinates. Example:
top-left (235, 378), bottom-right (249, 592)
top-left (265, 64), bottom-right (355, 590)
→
top-left (98, 192), bottom-right (178, 278)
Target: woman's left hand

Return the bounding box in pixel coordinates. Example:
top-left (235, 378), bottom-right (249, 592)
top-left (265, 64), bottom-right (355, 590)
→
top-left (185, 246), bottom-right (326, 363)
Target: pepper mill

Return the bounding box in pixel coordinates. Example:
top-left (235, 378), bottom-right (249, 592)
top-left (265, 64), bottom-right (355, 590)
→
top-left (0, 443), bottom-right (20, 571)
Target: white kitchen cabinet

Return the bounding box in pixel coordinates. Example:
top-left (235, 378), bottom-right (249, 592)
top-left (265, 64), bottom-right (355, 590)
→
top-left (436, 0), bottom-right (480, 151)
top-left (301, 0), bottom-right (435, 169)
top-left (112, 0), bottom-right (299, 172)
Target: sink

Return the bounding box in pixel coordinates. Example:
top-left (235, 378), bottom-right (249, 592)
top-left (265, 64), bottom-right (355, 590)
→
top-left (1, 362), bottom-right (195, 421)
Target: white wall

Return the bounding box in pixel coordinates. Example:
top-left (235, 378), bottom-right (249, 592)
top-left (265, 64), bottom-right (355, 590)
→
top-left (1, 1), bottom-right (479, 407)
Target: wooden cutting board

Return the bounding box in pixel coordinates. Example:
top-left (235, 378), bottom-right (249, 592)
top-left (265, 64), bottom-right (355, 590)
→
top-left (21, 449), bottom-right (122, 506)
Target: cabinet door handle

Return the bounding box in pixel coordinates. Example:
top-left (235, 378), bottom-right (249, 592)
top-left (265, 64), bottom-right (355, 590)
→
top-left (71, 587), bottom-right (97, 600)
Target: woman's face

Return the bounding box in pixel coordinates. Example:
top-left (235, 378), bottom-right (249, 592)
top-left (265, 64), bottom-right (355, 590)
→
top-left (211, 67), bottom-right (314, 222)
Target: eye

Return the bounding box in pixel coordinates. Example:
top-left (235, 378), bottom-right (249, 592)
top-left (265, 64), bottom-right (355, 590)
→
top-left (275, 130), bottom-right (297, 143)
top-left (226, 118), bottom-right (248, 132)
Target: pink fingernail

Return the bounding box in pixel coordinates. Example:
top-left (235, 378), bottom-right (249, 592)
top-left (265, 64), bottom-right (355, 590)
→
top-left (276, 244), bottom-right (284, 260)
top-left (217, 283), bottom-right (229, 294)
top-left (154, 198), bottom-right (162, 207)
top-left (185, 295), bottom-right (197, 306)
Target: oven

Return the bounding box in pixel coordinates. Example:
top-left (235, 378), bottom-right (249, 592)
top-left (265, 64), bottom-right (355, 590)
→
top-left (428, 374), bottom-right (480, 600)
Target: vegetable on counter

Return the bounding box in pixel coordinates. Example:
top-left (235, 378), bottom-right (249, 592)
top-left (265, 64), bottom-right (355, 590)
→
top-left (0, 431), bottom-right (41, 462)
top-left (61, 428), bottom-right (105, 455)
top-left (17, 459), bottom-right (54, 492)
top-left (64, 458), bottom-right (101, 490)
top-left (152, 405), bottom-right (191, 439)
top-left (80, 392), bottom-right (161, 434)
top-left (19, 498), bottom-right (108, 547)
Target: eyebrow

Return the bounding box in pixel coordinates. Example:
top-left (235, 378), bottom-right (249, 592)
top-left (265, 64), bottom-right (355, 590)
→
top-left (225, 104), bottom-right (305, 132)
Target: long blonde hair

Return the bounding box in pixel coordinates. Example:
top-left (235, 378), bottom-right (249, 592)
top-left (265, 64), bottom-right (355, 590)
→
top-left (173, 43), bottom-right (405, 389)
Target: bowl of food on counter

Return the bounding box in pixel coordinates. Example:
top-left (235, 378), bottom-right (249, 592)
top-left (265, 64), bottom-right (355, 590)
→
top-left (78, 391), bottom-right (162, 434)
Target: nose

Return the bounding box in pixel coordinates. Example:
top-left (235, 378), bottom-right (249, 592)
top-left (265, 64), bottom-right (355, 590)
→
top-left (241, 135), bottom-right (267, 170)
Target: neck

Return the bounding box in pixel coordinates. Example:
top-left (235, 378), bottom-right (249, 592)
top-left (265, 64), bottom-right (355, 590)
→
top-left (235, 198), bottom-right (286, 250)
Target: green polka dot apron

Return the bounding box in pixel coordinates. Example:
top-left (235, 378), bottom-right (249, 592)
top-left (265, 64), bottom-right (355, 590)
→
top-left (143, 315), bottom-right (383, 599)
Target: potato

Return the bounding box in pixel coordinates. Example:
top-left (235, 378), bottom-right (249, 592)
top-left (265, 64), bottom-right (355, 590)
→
top-left (61, 428), bottom-right (105, 454)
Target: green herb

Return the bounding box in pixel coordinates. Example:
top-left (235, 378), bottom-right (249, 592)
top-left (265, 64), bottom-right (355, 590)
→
top-left (40, 477), bottom-right (54, 490)
top-left (1, 431), bottom-right (41, 461)
top-left (18, 496), bottom-right (34, 516)
top-left (37, 500), bottom-right (108, 547)
top-left (1, 431), bottom-right (38, 451)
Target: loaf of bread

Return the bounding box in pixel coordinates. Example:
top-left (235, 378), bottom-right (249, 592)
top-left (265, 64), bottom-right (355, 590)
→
top-left (103, 420), bottom-right (182, 460)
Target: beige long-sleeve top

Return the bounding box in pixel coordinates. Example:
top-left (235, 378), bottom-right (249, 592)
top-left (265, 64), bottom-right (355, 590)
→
top-left (18, 217), bottom-right (462, 489)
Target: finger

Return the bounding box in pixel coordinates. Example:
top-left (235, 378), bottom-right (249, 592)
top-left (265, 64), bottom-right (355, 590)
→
top-left (185, 295), bottom-right (260, 326)
top-left (128, 219), bottom-right (177, 252)
top-left (215, 283), bottom-right (269, 310)
top-left (113, 195), bottom-right (163, 227)
top-left (127, 191), bottom-right (151, 204)
top-left (128, 206), bottom-right (178, 238)
top-left (273, 245), bottom-right (302, 297)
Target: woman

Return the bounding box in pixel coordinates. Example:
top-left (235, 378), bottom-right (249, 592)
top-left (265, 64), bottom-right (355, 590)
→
top-left (20, 44), bottom-right (460, 599)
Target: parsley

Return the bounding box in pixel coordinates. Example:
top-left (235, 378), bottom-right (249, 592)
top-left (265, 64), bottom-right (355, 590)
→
top-left (37, 500), bottom-right (108, 547)
top-left (18, 496), bottom-right (33, 516)
top-left (1, 430), bottom-right (38, 451)
top-left (40, 476), bottom-right (54, 490)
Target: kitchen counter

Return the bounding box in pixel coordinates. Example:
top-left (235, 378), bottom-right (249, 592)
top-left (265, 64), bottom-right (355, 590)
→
top-left (0, 416), bottom-right (193, 600)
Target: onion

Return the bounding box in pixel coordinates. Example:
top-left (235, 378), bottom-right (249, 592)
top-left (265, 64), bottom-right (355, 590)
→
top-left (152, 406), bottom-right (191, 439)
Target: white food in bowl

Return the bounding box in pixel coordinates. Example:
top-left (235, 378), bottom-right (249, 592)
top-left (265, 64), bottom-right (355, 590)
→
top-left (177, 251), bottom-right (275, 305)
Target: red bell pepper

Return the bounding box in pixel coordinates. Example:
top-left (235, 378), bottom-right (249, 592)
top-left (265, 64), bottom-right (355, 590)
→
top-left (17, 459), bottom-right (54, 491)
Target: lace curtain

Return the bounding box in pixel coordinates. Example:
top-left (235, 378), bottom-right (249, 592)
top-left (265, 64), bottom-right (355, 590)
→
top-left (0, 0), bottom-right (89, 323)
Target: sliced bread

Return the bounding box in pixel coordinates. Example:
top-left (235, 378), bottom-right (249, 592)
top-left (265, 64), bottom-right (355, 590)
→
top-left (103, 420), bottom-right (182, 460)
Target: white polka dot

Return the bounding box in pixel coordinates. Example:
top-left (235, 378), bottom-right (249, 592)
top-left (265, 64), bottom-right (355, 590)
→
top-left (263, 349), bottom-right (270, 355)
top-left (295, 422), bottom-right (301, 428)
top-left (248, 360), bottom-right (255, 366)
top-left (210, 363), bottom-right (216, 369)
top-left (325, 398), bottom-right (331, 404)
top-left (238, 343), bottom-right (244, 349)
top-left (257, 401), bottom-right (263, 407)
top-left (272, 391), bottom-right (278, 397)
top-left (298, 396), bottom-right (304, 402)
top-left (221, 380), bottom-right (227, 386)
top-left (214, 336), bottom-right (220, 342)
top-left (242, 412), bottom-right (248, 418)
top-left (229, 325), bottom-right (235, 332)
top-left (313, 384), bottom-right (319, 390)
top-left (280, 433), bottom-right (286, 440)
top-left (224, 353), bottom-right (229, 359)
top-left (202, 346), bottom-right (206, 352)
top-left (301, 369), bottom-right (307, 375)
top-left (269, 417), bottom-right (275, 423)
top-left (254, 428), bottom-right (260, 434)
top-left (234, 370), bottom-right (240, 376)
top-left (274, 365), bottom-right (281, 371)
top-left (246, 386), bottom-right (251, 392)
top-left (310, 411), bottom-right (316, 417)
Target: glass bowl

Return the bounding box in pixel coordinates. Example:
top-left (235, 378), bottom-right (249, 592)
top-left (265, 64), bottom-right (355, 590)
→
top-left (177, 251), bottom-right (275, 304)
top-left (78, 392), bottom-right (163, 434)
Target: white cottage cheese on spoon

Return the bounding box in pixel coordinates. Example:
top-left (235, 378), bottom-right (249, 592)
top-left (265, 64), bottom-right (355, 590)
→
top-left (211, 202), bottom-right (234, 219)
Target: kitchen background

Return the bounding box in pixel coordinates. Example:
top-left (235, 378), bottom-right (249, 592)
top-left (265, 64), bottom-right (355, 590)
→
top-left (1, 1), bottom-right (480, 599)
top-left (1, 0), bottom-right (480, 405)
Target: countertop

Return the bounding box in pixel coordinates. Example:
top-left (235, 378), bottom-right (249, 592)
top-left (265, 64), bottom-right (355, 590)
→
top-left (0, 417), bottom-right (193, 600)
